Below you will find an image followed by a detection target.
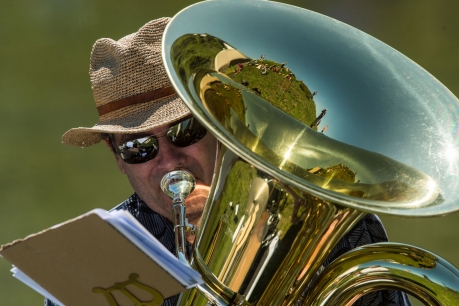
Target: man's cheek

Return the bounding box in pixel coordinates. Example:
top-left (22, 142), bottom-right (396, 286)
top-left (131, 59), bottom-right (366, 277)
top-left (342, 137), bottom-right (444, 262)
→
top-left (194, 185), bottom-right (211, 194)
top-left (186, 190), bottom-right (209, 205)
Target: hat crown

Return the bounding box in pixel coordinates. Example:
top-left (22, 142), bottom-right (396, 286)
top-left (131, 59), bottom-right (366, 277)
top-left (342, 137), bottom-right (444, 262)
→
top-left (89, 17), bottom-right (171, 107)
top-left (62, 17), bottom-right (190, 147)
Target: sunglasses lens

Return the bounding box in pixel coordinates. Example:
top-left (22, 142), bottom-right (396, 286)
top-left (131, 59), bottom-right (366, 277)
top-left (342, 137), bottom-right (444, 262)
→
top-left (114, 117), bottom-right (207, 164)
top-left (118, 136), bottom-right (158, 164)
top-left (167, 117), bottom-right (207, 147)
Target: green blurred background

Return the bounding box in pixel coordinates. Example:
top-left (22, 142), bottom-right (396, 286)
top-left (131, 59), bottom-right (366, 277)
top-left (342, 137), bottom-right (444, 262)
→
top-left (1, 0), bottom-right (458, 305)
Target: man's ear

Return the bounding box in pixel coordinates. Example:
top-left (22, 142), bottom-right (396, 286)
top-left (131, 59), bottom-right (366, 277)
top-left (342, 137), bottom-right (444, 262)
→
top-left (103, 138), bottom-right (127, 174)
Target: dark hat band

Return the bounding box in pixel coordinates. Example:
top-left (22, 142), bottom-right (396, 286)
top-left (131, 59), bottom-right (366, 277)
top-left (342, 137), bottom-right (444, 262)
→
top-left (97, 86), bottom-right (175, 116)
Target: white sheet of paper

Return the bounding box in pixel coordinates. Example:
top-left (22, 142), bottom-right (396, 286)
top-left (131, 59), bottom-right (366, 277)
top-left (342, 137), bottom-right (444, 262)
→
top-left (11, 266), bottom-right (64, 306)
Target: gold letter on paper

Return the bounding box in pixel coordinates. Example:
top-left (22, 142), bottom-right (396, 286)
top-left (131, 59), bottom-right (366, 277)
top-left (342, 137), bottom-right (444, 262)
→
top-left (92, 273), bottom-right (164, 306)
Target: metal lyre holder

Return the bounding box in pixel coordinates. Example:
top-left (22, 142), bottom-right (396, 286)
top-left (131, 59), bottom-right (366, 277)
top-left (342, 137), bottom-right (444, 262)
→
top-left (161, 1), bottom-right (459, 305)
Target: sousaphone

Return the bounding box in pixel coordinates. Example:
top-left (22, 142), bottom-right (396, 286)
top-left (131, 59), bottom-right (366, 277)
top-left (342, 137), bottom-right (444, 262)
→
top-left (160, 1), bottom-right (459, 305)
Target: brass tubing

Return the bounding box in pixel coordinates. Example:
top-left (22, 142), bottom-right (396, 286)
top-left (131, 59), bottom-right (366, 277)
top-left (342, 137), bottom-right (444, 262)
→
top-left (162, 1), bottom-right (459, 304)
top-left (177, 281), bottom-right (232, 306)
top-left (256, 203), bottom-right (366, 306)
top-left (194, 250), bottom-right (242, 304)
top-left (284, 207), bottom-right (367, 306)
top-left (303, 243), bottom-right (459, 306)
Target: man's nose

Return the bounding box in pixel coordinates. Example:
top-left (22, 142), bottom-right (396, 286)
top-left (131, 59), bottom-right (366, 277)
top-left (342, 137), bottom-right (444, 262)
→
top-left (155, 137), bottom-right (186, 170)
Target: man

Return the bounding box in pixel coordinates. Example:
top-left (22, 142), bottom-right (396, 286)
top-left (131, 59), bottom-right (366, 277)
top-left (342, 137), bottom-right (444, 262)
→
top-left (52, 18), bottom-right (410, 306)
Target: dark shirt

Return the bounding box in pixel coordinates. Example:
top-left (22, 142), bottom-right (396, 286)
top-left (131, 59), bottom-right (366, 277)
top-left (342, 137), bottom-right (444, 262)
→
top-left (45, 193), bottom-right (410, 306)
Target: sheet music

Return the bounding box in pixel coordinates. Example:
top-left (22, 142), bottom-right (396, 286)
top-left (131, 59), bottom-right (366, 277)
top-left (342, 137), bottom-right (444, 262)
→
top-left (6, 209), bottom-right (203, 304)
top-left (95, 209), bottom-right (202, 288)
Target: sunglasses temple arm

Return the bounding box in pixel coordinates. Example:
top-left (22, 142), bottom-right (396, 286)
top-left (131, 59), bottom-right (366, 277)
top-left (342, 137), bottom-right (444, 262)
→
top-left (107, 134), bottom-right (119, 154)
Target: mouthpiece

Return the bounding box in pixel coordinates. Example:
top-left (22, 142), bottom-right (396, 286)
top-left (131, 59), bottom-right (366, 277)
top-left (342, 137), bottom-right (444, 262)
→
top-left (160, 170), bottom-right (196, 203)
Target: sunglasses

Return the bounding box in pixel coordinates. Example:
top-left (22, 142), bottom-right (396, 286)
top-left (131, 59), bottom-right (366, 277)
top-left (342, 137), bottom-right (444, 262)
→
top-left (110, 117), bottom-right (207, 164)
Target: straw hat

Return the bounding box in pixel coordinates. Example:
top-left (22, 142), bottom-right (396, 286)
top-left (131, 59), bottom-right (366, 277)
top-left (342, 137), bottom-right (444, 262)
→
top-left (62, 17), bottom-right (190, 147)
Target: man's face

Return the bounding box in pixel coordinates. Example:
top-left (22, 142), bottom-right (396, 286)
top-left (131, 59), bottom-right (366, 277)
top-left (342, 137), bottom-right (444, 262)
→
top-left (109, 121), bottom-right (218, 226)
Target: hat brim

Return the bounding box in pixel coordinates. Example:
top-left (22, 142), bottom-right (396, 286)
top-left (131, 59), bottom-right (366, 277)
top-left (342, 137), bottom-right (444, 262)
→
top-left (62, 94), bottom-right (190, 147)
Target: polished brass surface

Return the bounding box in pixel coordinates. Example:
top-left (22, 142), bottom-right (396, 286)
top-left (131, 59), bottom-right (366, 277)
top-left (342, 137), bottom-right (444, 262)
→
top-left (303, 243), bottom-right (459, 305)
top-left (179, 146), bottom-right (366, 305)
top-left (164, 0), bottom-right (459, 216)
top-left (162, 0), bottom-right (459, 305)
